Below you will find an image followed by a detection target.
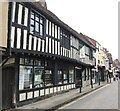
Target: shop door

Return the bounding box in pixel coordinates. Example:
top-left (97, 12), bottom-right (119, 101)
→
top-left (2, 67), bottom-right (15, 110)
top-left (75, 69), bottom-right (82, 88)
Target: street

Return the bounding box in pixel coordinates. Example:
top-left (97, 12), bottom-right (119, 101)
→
top-left (58, 81), bottom-right (118, 109)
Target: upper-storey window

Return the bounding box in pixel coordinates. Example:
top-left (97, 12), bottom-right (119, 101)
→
top-left (60, 29), bottom-right (70, 49)
top-left (30, 11), bottom-right (45, 37)
top-left (89, 48), bottom-right (93, 60)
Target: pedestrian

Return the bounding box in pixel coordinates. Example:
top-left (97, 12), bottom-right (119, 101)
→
top-left (113, 76), bottom-right (116, 81)
top-left (115, 74), bottom-right (119, 81)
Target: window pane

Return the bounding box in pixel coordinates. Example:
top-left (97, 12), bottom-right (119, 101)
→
top-left (69, 69), bottom-right (74, 83)
top-left (25, 58), bottom-right (33, 65)
top-left (45, 70), bottom-right (53, 86)
top-left (31, 19), bottom-right (34, 25)
top-left (63, 70), bottom-right (68, 84)
top-left (19, 65), bottom-right (33, 90)
top-left (40, 25), bottom-right (43, 36)
top-left (35, 22), bottom-right (39, 32)
top-left (34, 60), bottom-right (41, 66)
top-left (40, 17), bottom-right (43, 24)
top-left (35, 14), bottom-right (39, 22)
top-left (58, 70), bottom-right (62, 84)
top-left (30, 26), bottom-right (34, 34)
top-left (31, 12), bottom-right (34, 19)
top-left (20, 58), bottom-right (24, 64)
top-left (34, 67), bottom-right (44, 88)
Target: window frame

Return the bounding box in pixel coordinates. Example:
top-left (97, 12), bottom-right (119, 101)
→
top-left (60, 29), bottom-right (70, 50)
top-left (30, 10), bottom-right (46, 38)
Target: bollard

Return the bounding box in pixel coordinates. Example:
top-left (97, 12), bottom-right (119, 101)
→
top-left (107, 75), bottom-right (109, 83)
top-left (110, 77), bottom-right (111, 83)
top-left (79, 80), bottom-right (82, 93)
top-left (98, 79), bottom-right (100, 85)
top-left (91, 80), bottom-right (93, 88)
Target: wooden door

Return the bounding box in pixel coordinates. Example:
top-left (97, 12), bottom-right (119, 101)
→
top-left (2, 67), bottom-right (15, 110)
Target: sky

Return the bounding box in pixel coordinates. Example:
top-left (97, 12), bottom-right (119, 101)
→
top-left (46, 0), bottom-right (119, 60)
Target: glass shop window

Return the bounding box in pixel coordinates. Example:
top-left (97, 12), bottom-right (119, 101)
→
top-left (58, 70), bottom-right (63, 84)
top-left (25, 58), bottom-right (33, 65)
top-left (19, 66), bottom-right (33, 90)
top-left (69, 69), bottom-right (74, 83)
top-left (20, 58), bottom-right (24, 64)
top-left (34, 60), bottom-right (44, 66)
top-left (34, 67), bottom-right (44, 88)
top-left (63, 70), bottom-right (68, 84)
top-left (45, 70), bottom-right (53, 86)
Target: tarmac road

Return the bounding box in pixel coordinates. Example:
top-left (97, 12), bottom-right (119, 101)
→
top-left (59, 81), bottom-right (118, 109)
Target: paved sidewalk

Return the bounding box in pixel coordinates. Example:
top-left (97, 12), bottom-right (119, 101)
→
top-left (14, 81), bottom-right (109, 111)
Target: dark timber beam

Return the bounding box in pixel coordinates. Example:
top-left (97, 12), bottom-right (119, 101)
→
top-left (53, 60), bottom-right (58, 85)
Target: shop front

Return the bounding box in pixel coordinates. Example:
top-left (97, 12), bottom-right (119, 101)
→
top-left (16, 57), bottom-right (76, 107)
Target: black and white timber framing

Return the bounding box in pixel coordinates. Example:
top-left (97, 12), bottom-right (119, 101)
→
top-left (1, 1), bottom-right (97, 110)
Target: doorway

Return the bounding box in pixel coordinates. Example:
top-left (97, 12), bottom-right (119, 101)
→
top-left (2, 67), bottom-right (15, 110)
top-left (75, 68), bottom-right (82, 88)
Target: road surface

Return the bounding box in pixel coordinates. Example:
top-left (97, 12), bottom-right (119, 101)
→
top-left (59, 81), bottom-right (118, 109)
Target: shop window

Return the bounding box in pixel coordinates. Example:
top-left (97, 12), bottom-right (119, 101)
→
top-left (58, 70), bottom-right (63, 84)
top-left (34, 60), bottom-right (44, 66)
top-left (19, 66), bottom-right (33, 90)
top-left (69, 69), bottom-right (74, 83)
top-left (63, 70), bottom-right (68, 84)
top-left (25, 58), bottom-right (33, 65)
top-left (45, 70), bottom-right (53, 86)
top-left (34, 67), bottom-right (44, 88)
top-left (19, 58), bottom-right (45, 91)
top-left (20, 58), bottom-right (24, 64)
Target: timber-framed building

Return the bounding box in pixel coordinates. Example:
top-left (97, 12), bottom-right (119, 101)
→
top-left (0, 1), bottom-right (96, 110)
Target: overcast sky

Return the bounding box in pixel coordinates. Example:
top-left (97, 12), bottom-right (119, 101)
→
top-left (46, 0), bottom-right (118, 60)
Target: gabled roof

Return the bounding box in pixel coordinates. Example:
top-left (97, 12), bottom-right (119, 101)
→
top-left (24, 1), bottom-right (96, 50)
top-left (84, 35), bottom-right (96, 46)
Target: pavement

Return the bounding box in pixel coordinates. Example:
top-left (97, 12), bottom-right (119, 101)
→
top-left (13, 80), bottom-right (111, 111)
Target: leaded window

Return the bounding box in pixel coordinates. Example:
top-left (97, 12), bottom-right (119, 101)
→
top-left (89, 48), bottom-right (93, 60)
top-left (60, 29), bottom-right (70, 49)
top-left (30, 11), bottom-right (45, 37)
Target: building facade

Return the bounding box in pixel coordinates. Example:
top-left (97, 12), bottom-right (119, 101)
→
top-left (1, 1), bottom-right (96, 110)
